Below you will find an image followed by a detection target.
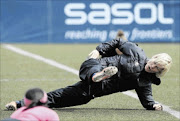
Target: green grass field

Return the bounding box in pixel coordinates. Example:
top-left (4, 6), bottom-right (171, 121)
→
top-left (0, 43), bottom-right (179, 121)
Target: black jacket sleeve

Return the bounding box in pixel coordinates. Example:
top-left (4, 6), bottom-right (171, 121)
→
top-left (135, 85), bottom-right (156, 110)
top-left (96, 39), bottom-right (144, 59)
top-left (96, 38), bottom-right (126, 57)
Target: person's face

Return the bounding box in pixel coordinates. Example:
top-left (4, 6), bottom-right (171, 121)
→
top-left (145, 59), bottom-right (164, 73)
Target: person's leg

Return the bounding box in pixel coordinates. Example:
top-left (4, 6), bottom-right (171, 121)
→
top-left (6, 81), bottom-right (93, 110)
top-left (47, 78), bottom-right (120, 108)
top-left (79, 59), bottom-right (102, 82)
top-left (79, 59), bottom-right (118, 83)
top-left (47, 81), bottom-right (93, 108)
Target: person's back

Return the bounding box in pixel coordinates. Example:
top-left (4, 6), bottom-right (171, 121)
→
top-left (11, 106), bottom-right (59, 121)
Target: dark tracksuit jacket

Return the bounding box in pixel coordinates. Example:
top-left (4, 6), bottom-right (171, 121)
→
top-left (44, 39), bottom-right (161, 110)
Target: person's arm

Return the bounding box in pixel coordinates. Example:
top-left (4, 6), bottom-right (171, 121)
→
top-left (88, 39), bottom-right (142, 60)
top-left (97, 39), bottom-right (142, 58)
top-left (135, 85), bottom-right (162, 110)
top-left (96, 38), bottom-right (126, 57)
top-left (87, 38), bottom-right (126, 59)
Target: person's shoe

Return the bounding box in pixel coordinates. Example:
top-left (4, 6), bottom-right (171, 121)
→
top-left (5, 101), bottom-right (17, 111)
top-left (92, 66), bottom-right (118, 82)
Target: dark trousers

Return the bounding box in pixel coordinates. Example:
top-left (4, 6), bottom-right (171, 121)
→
top-left (47, 59), bottom-right (102, 108)
top-left (17, 81), bottom-right (95, 108)
top-left (47, 59), bottom-right (121, 108)
top-left (47, 81), bottom-right (94, 108)
top-left (47, 80), bottom-right (121, 108)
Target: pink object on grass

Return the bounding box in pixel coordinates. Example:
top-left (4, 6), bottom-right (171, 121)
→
top-left (11, 106), bottom-right (59, 121)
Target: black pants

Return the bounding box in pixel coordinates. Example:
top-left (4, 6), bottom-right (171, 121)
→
top-left (47, 79), bottom-right (121, 108)
top-left (18, 59), bottom-right (120, 108)
top-left (47, 81), bottom-right (94, 108)
top-left (47, 59), bottom-right (122, 108)
top-left (17, 81), bottom-right (96, 108)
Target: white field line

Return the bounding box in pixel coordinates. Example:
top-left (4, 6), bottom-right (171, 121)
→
top-left (3, 44), bottom-right (78, 75)
top-left (2, 44), bottom-right (180, 119)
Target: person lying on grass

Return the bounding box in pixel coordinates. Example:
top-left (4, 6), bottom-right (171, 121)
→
top-left (6, 32), bottom-right (172, 111)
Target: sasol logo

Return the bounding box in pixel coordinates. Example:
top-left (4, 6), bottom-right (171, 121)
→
top-left (64, 3), bottom-right (174, 25)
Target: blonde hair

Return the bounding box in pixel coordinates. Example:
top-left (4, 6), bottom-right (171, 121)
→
top-left (151, 53), bottom-right (172, 78)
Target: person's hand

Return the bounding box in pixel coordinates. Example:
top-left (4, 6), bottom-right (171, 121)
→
top-left (153, 103), bottom-right (163, 111)
top-left (115, 48), bottom-right (123, 55)
top-left (87, 50), bottom-right (101, 59)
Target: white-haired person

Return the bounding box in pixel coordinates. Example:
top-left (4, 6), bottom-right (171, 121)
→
top-left (6, 39), bottom-right (172, 111)
top-left (5, 88), bottom-right (60, 121)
